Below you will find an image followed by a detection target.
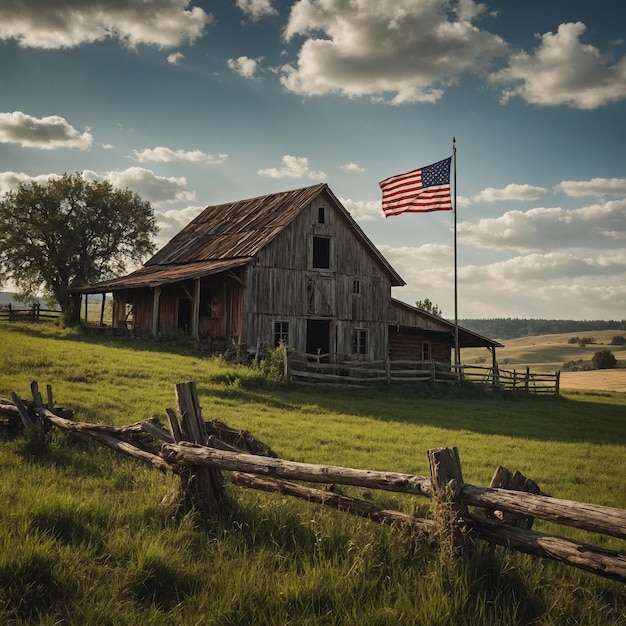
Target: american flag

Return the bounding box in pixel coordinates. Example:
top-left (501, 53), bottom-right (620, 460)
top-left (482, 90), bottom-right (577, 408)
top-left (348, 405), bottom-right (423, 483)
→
top-left (379, 157), bottom-right (452, 217)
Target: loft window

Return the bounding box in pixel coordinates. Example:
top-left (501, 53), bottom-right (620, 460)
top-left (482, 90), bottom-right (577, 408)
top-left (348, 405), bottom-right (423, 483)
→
top-left (274, 321), bottom-right (289, 347)
top-left (352, 328), bottom-right (367, 355)
top-left (318, 206), bottom-right (325, 223)
top-left (352, 279), bottom-right (361, 295)
top-left (422, 341), bottom-right (431, 361)
top-left (312, 236), bottom-right (330, 269)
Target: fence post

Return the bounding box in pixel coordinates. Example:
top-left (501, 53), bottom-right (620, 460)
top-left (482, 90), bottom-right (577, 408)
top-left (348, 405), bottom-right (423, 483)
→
top-left (162, 382), bottom-right (225, 514)
top-left (8, 303), bottom-right (12, 322)
top-left (386, 358), bottom-right (391, 385)
top-left (555, 370), bottom-right (560, 395)
top-left (283, 345), bottom-right (289, 382)
top-left (524, 366), bottom-right (530, 393)
top-left (428, 446), bottom-right (470, 552)
top-left (430, 360), bottom-right (436, 385)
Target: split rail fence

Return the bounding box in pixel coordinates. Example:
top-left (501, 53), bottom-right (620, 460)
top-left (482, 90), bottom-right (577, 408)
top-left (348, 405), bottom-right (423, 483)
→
top-left (2, 381), bottom-right (623, 582)
top-left (0, 303), bottom-right (61, 323)
top-left (287, 353), bottom-right (560, 394)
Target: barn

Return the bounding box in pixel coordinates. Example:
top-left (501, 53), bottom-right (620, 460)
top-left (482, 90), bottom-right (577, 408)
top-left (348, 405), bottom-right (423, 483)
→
top-left (77, 183), bottom-right (500, 364)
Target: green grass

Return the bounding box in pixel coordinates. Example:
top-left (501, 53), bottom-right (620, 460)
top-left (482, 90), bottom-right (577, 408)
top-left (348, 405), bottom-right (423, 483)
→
top-left (463, 329), bottom-right (626, 370)
top-left (0, 320), bottom-right (625, 625)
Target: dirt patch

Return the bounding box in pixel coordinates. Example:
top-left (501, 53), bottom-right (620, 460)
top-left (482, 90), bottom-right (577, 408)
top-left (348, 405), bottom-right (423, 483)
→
top-left (559, 370), bottom-right (626, 393)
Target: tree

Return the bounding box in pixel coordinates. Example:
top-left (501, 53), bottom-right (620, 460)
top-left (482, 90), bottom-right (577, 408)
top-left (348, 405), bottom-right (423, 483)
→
top-left (415, 298), bottom-right (442, 317)
top-left (0, 173), bottom-right (157, 325)
top-left (591, 349), bottom-right (617, 370)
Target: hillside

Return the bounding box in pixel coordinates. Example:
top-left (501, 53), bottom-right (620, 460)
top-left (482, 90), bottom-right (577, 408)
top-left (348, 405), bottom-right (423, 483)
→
top-left (459, 318), bottom-right (624, 340)
top-left (462, 329), bottom-right (626, 392)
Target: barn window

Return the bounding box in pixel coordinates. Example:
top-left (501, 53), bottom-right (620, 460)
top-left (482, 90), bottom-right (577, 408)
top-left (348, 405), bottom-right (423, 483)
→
top-left (318, 206), bottom-right (325, 223)
top-left (352, 279), bottom-right (361, 295)
top-left (352, 328), bottom-right (367, 355)
top-left (274, 321), bottom-right (289, 347)
top-left (422, 341), bottom-right (431, 361)
top-left (312, 236), bottom-right (330, 269)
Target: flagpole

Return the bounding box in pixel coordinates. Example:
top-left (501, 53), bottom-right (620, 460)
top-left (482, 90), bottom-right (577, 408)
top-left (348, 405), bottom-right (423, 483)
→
top-left (453, 137), bottom-right (459, 369)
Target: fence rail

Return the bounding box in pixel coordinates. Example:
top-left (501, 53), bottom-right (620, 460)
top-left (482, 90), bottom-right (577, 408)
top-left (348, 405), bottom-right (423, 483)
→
top-left (288, 354), bottom-right (560, 394)
top-left (2, 381), bottom-right (624, 582)
top-left (0, 303), bottom-right (61, 323)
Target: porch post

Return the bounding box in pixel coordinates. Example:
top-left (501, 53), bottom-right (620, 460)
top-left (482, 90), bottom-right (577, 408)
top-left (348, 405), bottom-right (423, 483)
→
top-left (152, 286), bottom-right (162, 337)
top-left (191, 278), bottom-right (200, 341)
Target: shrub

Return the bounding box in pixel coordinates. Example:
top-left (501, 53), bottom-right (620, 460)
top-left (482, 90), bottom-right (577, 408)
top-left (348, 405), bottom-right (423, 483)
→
top-left (567, 337), bottom-right (579, 344)
top-left (610, 335), bottom-right (626, 346)
top-left (591, 349), bottom-right (617, 370)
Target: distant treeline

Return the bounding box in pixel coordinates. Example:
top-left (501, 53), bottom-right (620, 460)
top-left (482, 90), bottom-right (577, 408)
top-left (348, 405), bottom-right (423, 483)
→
top-left (458, 318), bottom-right (626, 340)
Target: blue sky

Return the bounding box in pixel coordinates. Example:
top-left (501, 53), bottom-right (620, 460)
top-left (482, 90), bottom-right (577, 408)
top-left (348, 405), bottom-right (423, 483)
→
top-left (1, 0), bottom-right (625, 320)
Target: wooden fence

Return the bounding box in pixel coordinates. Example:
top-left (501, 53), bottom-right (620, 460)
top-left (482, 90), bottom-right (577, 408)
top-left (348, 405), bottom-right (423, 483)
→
top-left (0, 303), bottom-right (62, 323)
top-left (2, 381), bottom-right (624, 582)
top-left (287, 353), bottom-right (560, 394)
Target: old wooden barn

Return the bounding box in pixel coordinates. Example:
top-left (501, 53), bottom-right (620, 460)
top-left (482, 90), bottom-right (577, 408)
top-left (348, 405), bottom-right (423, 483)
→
top-left (77, 183), bottom-right (500, 364)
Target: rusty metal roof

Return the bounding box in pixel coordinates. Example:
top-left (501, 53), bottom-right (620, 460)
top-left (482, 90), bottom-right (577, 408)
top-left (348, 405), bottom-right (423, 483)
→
top-left (78, 183), bottom-right (404, 292)
top-left (75, 259), bottom-right (249, 293)
top-left (147, 184), bottom-right (329, 265)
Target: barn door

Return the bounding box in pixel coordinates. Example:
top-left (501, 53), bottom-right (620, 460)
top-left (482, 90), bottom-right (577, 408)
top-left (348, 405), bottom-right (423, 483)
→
top-left (306, 319), bottom-right (330, 359)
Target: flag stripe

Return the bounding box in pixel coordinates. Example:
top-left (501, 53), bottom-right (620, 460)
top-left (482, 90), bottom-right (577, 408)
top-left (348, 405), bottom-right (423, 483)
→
top-left (379, 157), bottom-right (452, 217)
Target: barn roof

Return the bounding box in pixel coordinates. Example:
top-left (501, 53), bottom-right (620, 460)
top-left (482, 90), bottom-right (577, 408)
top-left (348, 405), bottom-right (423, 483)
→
top-left (79, 183), bottom-right (404, 292)
top-left (390, 299), bottom-right (503, 349)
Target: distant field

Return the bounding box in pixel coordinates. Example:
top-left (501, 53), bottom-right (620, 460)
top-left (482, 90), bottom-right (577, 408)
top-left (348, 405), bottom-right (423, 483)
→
top-left (462, 329), bottom-right (626, 389)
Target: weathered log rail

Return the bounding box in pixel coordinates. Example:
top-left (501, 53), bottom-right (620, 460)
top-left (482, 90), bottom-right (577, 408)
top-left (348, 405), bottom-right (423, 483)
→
top-left (2, 381), bottom-right (623, 582)
top-left (287, 354), bottom-right (560, 394)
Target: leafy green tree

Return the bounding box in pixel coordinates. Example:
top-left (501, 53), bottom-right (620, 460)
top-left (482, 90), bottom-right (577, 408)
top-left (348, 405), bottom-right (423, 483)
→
top-left (591, 349), bottom-right (617, 370)
top-left (0, 173), bottom-right (157, 325)
top-left (610, 335), bottom-right (625, 346)
top-left (415, 298), bottom-right (442, 317)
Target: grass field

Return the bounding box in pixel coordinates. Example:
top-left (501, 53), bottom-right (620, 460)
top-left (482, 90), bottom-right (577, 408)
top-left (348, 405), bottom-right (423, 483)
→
top-left (0, 321), bottom-right (625, 625)
top-left (463, 328), bottom-right (626, 369)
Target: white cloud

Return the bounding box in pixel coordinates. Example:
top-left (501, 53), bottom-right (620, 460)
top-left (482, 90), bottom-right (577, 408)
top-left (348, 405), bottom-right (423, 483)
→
top-left (0, 171), bottom-right (61, 196)
top-left (235, 0), bottom-right (277, 21)
top-left (473, 183), bottom-right (547, 203)
top-left (280, 0), bottom-right (506, 104)
top-left (0, 0), bottom-right (211, 49)
top-left (83, 167), bottom-right (195, 204)
top-left (384, 244), bottom-right (626, 320)
top-left (0, 111), bottom-right (92, 150)
top-left (133, 146), bottom-right (228, 164)
top-left (155, 205), bottom-right (205, 243)
top-left (341, 162), bottom-right (365, 173)
top-left (227, 56), bottom-right (262, 79)
top-left (555, 178), bottom-right (626, 198)
top-left (491, 22), bottom-right (626, 109)
top-left (458, 198), bottom-right (626, 251)
top-left (340, 197), bottom-right (381, 221)
top-left (257, 155), bottom-right (326, 180)
top-left (167, 51), bottom-right (185, 64)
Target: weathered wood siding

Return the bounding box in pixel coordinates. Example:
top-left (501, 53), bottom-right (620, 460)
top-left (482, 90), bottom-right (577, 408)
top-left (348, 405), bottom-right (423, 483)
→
top-left (389, 328), bottom-right (452, 364)
top-left (245, 194), bottom-right (393, 359)
top-left (114, 274), bottom-right (245, 340)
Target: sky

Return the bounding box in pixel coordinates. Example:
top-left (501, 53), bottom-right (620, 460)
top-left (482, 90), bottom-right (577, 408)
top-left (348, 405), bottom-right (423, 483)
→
top-left (1, 0), bottom-right (625, 321)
